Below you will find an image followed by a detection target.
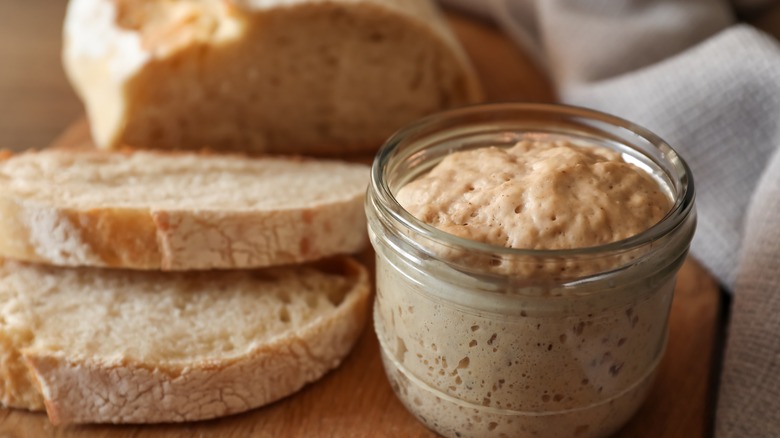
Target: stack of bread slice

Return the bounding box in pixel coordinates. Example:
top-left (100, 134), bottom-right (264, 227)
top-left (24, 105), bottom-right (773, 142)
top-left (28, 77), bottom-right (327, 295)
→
top-left (0, 150), bottom-right (371, 424)
top-left (0, 0), bottom-right (483, 426)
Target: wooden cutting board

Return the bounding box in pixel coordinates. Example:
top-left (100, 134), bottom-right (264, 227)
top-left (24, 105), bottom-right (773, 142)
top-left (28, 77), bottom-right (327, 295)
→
top-left (0, 12), bottom-right (721, 438)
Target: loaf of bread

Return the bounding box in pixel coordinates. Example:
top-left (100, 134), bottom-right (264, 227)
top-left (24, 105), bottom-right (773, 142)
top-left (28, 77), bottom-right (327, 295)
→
top-left (63, 0), bottom-right (483, 155)
top-left (0, 256), bottom-right (369, 424)
top-left (0, 149), bottom-right (368, 270)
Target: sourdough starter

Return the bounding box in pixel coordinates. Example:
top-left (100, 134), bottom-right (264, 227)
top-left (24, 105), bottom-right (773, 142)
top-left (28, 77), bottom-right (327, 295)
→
top-left (372, 140), bottom-right (675, 437)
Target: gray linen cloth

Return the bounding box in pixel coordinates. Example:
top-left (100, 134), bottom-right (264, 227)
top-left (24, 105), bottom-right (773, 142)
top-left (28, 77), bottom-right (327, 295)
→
top-left (439, 0), bottom-right (780, 435)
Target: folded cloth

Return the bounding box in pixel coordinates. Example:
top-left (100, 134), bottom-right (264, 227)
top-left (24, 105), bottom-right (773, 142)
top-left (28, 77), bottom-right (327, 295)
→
top-left (439, 0), bottom-right (780, 436)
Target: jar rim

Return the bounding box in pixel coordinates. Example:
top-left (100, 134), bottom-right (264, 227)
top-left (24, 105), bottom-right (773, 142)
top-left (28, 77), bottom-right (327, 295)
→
top-left (369, 102), bottom-right (696, 259)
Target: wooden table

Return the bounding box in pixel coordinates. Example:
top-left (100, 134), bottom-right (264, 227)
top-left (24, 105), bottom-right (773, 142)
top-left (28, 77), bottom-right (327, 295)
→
top-left (0, 3), bottom-right (723, 437)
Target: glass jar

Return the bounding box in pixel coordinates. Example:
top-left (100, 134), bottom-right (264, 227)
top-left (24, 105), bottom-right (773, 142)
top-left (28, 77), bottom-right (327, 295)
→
top-left (365, 103), bottom-right (696, 438)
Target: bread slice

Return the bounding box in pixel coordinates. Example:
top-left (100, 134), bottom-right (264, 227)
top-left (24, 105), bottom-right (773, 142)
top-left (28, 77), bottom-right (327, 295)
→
top-left (0, 149), bottom-right (368, 270)
top-left (0, 256), bottom-right (370, 424)
top-left (62, 0), bottom-right (483, 155)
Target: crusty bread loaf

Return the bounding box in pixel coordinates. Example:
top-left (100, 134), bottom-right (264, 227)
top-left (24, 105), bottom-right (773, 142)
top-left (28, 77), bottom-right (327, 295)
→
top-left (0, 256), bottom-right (369, 424)
top-left (62, 0), bottom-right (483, 155)
top-left (0, 149), bottom-right (368, 270)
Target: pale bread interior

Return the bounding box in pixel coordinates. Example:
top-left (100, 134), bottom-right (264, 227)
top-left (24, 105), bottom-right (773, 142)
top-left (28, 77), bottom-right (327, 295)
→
top-left (1, 150), bottom-right (368, 210)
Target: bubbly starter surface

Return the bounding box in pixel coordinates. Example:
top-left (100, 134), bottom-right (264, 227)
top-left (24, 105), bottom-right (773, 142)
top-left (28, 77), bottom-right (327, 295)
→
top-left (396, 139), bottom-right (671, 251)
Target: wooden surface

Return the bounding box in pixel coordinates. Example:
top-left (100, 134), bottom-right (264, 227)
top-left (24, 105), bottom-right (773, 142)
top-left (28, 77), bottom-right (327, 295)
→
top-left (0, 1), bottom-right (82, 151)
top-left (0, 3), bottom-right (722, 438)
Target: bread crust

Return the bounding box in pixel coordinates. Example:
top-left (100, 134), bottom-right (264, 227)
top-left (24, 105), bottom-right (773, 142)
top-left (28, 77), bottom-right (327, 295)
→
top-left (0, 150), bottom-right (368, 270)
top-left (18, 258), bottom-right (370, 424)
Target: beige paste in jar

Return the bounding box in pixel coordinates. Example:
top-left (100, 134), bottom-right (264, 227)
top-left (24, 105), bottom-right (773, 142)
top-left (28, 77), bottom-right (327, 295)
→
top-left (374, 139), bottom-right (674, 437)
